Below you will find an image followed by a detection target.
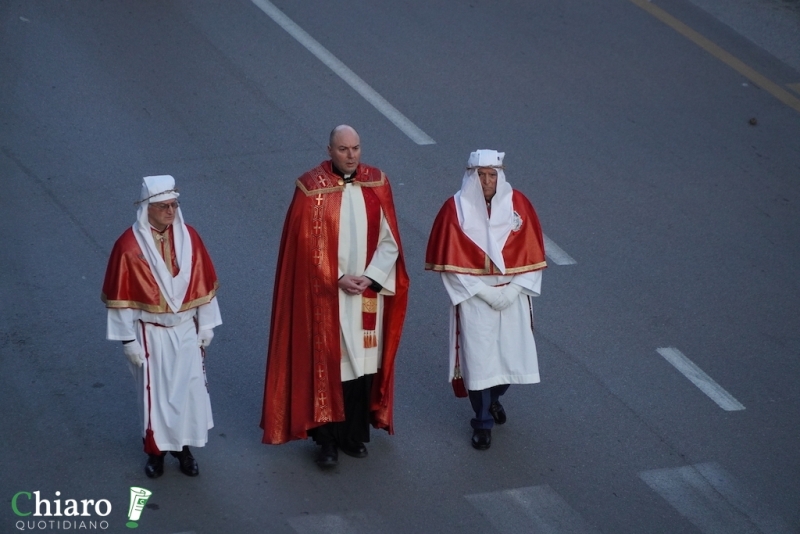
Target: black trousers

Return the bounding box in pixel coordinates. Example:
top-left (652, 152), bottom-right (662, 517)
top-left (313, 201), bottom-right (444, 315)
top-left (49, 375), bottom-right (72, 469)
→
top-left (309, 374), bottom-right (373, 446)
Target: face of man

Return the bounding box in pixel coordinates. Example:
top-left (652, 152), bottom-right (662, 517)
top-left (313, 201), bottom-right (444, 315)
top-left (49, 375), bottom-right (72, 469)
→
top-left (477, 167), bottom-right (498, 202)
top-left (328, 128), bottom-right (361, 175)
top-left (147, 200), bottom-right (179, 231)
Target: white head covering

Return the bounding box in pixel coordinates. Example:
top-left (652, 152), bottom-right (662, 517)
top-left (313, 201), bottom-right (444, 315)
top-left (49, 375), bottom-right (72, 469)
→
top-left (132, 175), bottom-right (193, 313)
top-left (454, 150), bottom-right (514, 274)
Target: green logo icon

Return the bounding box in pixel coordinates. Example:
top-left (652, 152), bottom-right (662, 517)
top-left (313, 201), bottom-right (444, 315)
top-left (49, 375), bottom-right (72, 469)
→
top-left (126, 487), bottom-right (152, 528)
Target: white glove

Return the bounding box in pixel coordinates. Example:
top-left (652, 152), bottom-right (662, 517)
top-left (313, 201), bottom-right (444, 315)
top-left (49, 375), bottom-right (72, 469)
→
top-left (198, 329), bottom-right (214, 348)
top-left (499, 283), bottom-right (523, 310)
top-left (122, 340), bottom-right (145, 367)
top-left (476, 286), bottom-right (511, 311)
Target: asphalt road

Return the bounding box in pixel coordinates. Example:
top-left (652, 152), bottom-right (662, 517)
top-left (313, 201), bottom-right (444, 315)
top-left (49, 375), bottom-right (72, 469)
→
top-left (1, 1), bottom-right (799, 533)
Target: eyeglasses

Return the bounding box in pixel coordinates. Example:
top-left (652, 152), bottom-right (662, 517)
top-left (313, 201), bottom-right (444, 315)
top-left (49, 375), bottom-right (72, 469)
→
top-left (150, 201), bottom-right (180, 211)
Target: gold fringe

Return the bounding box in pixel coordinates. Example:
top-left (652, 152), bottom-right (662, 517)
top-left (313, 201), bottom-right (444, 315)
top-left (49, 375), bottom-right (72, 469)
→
top-left (363, 331), bottom-right (377, 348)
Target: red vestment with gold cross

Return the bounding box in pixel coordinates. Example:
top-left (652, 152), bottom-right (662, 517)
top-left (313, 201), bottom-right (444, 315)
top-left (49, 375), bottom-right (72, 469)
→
top-left (260, 161), bottom-right (409, 445)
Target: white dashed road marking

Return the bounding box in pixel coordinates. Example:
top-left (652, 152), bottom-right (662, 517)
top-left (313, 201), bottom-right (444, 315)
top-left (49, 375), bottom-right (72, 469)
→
top-left (288, 510), bottom-right (386, 534)
top-left (640, 463), bottom-right (793, 534)
top-left (543, 234), bottom-right (577, 265)
top-left (250, 0), bottom-right (436, 146)
top-left (656, 347), bottom-right (745, 411)
top-left (466, 484), bottom-right (600, 534)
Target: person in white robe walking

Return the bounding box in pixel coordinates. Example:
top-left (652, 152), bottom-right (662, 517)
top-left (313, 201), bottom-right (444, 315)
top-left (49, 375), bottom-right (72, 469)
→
top-left (102, 175), bottom-right (221, 477)
top-left (425, 150), bottom-right (547, 450)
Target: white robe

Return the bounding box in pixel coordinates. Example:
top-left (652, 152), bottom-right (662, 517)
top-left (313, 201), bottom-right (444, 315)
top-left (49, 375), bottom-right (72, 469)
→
top-left (108, 300), bottom-right (221, 450)
top-left (337, 182), bottom-right (399, 382)
top-left (442, 270), bottom-right (542, 391)
top-left (107, 217), bottom-right (222, 453)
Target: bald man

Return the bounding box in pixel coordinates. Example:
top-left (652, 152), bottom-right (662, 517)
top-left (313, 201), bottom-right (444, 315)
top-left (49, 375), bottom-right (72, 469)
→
top-left (260, 126), bottom-right (409, 469)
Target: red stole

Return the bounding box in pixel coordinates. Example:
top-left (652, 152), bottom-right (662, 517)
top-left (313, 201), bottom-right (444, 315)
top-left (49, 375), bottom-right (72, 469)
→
top-left (425, 190), bottom-right (547, 275)
top-left (260, 161), bottom-right (409, 445)
top-left (361, 187), bottom-right (381, 347)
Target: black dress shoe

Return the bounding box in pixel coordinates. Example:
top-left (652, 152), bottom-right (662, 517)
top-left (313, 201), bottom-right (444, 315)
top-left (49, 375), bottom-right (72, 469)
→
top-left (471, 429), bottom-right (492, 450)
top-left (489, 401), bottom-right (507, 425)
top-left (339, 441), bottom-right (368, 459)
top-left (170, 446), bottom-right (199, 476)
top-left (145, 453), bottom-right (165, 478)
top-left (316, 442), bottom-right (338, 468)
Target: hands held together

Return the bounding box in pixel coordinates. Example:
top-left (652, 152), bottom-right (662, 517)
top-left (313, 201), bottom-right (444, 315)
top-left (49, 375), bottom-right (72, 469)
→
top-left (476, 283), bottom-right (523, 312)
top-left (338, 274), bottom-right (372, 296)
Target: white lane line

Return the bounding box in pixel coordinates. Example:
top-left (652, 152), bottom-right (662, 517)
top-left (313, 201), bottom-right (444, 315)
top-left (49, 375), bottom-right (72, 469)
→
top-left (640, 463), bottom-right (793, 534)
top-left (543, 234), bottom-right (577, 265)
top-left (466, 485), bottom-right (600, 534)
top-left (288, 511), bottom-right (385, 534)
top-left (656, 347), bottom-right (745, 411)
top-left (250, 0), bottom-right (436, 146)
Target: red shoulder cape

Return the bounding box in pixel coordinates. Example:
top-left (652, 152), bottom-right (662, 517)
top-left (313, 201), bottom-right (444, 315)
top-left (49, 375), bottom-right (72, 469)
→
top-left (101, 225), bottom-right (219, 312)
top-left (260, 161), bottom-right (410, 444)
top-left (425, 190), bottom-right (547, 275)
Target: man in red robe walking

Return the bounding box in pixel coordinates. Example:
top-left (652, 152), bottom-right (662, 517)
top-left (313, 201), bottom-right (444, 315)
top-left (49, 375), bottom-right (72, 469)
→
top-left (102, 175), bottom-right (221, 478)
top-left (260, 125), bottom-right (409, 468)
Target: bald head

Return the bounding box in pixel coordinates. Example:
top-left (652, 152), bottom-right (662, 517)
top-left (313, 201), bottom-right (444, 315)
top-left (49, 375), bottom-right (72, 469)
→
top-left (327, 125), bottom-right (361, 175)
top-left (329, 125), bottom-right (359, 146)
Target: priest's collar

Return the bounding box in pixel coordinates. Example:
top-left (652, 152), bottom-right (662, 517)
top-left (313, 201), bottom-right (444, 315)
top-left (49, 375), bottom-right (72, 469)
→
top-left (330, 162), bottom-right (358, 183)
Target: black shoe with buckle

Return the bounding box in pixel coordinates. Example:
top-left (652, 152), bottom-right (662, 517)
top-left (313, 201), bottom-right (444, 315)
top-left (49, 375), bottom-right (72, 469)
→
top-left (316, 442), bottom-right (338, 468)
top-left (170, 446), bottom-right (199, 477)
top-left (145, 453), bottom-right (165, 478)
top-left (489, 401), bottom-right (507, 425)
top-left (339, 441), bottom-right (368, 459)
top-left (471, 428), bottom-right (492, 450)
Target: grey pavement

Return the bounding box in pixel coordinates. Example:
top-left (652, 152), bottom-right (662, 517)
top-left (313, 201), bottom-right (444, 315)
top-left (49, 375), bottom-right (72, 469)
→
top-left (1, 0), bottom-right (799, 533)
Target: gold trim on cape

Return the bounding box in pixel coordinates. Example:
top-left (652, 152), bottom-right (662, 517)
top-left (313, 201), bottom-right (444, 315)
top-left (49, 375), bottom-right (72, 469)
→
top-left (101, 284), bottom-right (219, 313)
top-left (423, 261), bottom-right (547, 275)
